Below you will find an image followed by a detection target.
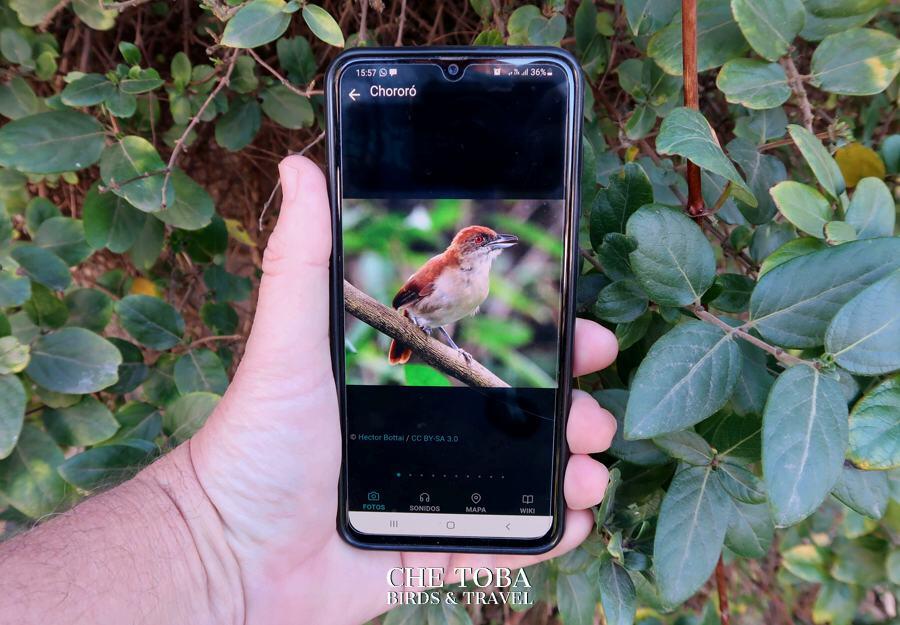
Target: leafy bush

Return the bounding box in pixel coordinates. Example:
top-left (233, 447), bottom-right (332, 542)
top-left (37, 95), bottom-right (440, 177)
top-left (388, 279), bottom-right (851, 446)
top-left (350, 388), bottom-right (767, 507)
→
top-left (0, 1), bottom-right (898, 625)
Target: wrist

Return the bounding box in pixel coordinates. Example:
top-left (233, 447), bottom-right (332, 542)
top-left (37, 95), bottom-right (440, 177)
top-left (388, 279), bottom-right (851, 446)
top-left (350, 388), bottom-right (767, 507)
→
top-left (138, 443), bottom-right (245, 625)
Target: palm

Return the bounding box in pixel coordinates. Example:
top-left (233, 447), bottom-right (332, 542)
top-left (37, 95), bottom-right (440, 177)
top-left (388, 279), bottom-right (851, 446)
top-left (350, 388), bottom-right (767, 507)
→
top-left (189, 156), bottom-right (618, 625)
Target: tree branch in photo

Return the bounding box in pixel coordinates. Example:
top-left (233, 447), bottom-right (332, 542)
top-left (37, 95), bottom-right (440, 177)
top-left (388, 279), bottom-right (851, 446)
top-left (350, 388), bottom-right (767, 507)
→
top-left (343, 281), bottom-right (510, 388)
top-left (782, 54), bottom-right (814, 132)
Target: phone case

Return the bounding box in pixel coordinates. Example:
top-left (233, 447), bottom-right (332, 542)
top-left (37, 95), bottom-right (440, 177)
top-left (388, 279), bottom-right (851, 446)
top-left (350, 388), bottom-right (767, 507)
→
top-left (326, 47), bottom-right (583, 554)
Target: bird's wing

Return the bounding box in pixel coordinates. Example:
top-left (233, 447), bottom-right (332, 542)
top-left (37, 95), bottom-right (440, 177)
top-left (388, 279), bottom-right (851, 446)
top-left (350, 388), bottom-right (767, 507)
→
top-left (391, 255), bottom-right (442, 309)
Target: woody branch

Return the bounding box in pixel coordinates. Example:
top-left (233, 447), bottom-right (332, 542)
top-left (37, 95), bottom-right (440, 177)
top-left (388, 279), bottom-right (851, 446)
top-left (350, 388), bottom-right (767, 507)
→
top-left (343, 281), bottom-right (510, 388)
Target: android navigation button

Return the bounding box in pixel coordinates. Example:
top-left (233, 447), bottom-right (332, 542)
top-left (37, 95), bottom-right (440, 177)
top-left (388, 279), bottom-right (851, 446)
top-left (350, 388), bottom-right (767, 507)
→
top-left (348, 88), bottom-right (360, 101)
top-left (446, 520), bottom-right (456, 529)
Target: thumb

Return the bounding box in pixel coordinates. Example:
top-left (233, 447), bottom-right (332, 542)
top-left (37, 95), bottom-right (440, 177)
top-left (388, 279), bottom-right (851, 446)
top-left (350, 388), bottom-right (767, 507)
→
top-left (233, 155), bottom-right (333, 391)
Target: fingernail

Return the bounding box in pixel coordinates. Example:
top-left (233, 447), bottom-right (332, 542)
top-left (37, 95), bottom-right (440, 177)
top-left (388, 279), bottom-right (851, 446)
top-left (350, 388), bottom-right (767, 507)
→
top-left (279, 160), bottom-right (300, 203)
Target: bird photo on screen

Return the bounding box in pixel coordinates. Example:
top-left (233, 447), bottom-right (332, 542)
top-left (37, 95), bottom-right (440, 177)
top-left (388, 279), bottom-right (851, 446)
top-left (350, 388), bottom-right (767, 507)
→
top-left (388, 225), bottom-right (518, 365)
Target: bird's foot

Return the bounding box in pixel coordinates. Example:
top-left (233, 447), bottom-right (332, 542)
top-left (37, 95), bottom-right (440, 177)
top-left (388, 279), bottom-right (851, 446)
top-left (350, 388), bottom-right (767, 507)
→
top-left (456, 348), bottom-right (473, 363)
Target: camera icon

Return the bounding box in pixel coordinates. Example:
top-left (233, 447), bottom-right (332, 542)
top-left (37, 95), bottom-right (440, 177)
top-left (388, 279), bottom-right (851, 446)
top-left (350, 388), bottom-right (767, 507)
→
top-left (367, 490), bottom-right (380, 501)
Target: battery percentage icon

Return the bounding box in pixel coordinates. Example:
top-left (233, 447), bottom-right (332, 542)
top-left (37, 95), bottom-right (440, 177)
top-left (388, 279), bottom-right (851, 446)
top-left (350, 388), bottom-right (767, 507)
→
top-left (388, 68), bottom-right (398, 77)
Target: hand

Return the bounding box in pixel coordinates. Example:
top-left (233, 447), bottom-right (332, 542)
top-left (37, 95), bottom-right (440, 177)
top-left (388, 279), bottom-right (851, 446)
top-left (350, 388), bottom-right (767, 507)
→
top-left (186, 155), bottom-right (619, 625)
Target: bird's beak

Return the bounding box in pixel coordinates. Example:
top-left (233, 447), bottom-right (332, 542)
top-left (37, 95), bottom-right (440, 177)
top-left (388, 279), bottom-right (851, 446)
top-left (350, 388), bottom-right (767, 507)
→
top-left (488, 233), bottom-right (518, 250)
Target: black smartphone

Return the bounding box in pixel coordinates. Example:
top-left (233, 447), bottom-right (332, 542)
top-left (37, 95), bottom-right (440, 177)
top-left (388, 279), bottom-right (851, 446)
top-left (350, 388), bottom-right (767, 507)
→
top-left (326, 47), bottom-right (583, 553)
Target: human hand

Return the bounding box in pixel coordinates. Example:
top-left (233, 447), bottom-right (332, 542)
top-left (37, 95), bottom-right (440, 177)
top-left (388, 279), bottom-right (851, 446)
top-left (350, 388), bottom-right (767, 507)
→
top-left (185, 155), bottom-right (619, 625)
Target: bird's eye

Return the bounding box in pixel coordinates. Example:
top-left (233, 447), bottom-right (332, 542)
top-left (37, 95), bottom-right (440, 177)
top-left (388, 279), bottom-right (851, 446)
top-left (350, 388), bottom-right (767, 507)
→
top-left (474, 235), bottom-right (485, 244)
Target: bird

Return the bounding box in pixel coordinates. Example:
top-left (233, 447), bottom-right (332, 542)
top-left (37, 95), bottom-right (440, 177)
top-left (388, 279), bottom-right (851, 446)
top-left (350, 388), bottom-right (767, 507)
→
top-left (388, 225), bottom-right (518, 365)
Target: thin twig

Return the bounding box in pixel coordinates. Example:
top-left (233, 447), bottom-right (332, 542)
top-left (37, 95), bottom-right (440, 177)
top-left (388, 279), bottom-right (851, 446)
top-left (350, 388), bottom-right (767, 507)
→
top-left (246, 48), bottom-right (309, 98)
top-left (686, 304), bottom-right (818, 368)
top-left (395, 0), bottom-right (407, 45)
top-left (98, 168), bottom-right (169, 193)
top-left (782, 54), bottom-right (814, 132)
top-left (580, 248), bottom-right (604, 273)
top-left (681, 0), bottom-right (704, 217)
top-left (102, 0), bottom-right (152, 9)
top-left (37, 0), bottom-right (70, 32)
top-left (359, 0), bottom-right (368, 45)
top-left (257, 131), bottom-right (327, 231)
top-left (709, 181), bottom-right (732, 215)
top-left (716, 556), bottom-right (731, 625)
top-left (160, 50), bottom-right (240, 209)
top-left (759, 130), bottom-right (830, 152)
top-left (344, 281), bottom-right (509, 387)
top-left (184, 334), bottom-right (245, 350)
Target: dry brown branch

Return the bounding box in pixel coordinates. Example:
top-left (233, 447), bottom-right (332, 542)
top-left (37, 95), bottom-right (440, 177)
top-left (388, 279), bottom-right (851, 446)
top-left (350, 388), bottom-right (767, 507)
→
top-left (343, 281), bottom-right (510, 387)
top-left (782, 54), bottom-right (814, 132)
top-left (160, 49), bottom-right (240, 209)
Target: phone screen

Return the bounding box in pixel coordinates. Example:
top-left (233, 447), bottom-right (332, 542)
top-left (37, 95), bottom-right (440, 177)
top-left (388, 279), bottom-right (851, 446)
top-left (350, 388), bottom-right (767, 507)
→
top-left (333, 54), bottom-right (577, 544)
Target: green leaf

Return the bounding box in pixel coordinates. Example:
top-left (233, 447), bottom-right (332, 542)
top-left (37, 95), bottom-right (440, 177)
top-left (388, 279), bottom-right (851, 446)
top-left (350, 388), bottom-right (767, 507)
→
top-left (848, 376), bottom-right (900, 470)
top-left (0, 374), bottom-right (25, 459)
top-left (0, 271), bottom-right (31, 308)
top-left (556, 570), bottom-right (598, 625)
top-left (626, 204), bottom-right (716, 306)
top-left (26, 328), bottom-right (121, 394)
top-left (426, 601), bottom-right (474, 625)
top-left (222, 0), bottom-right (293, 48)
top-left (656, 107), bottom-right (755, 206)
top-left (42, 396), bottom-right (119, 447)
top-left (215, 97), bottom-right (261, 152)
top-left (787, 124), bottom-right (846, 199)
top-left (0, 336), bottom-right (30, 374)
top-left (107, 338), bottom-right (149, 395)
top-left (154, 169), bottom-right (214, 231)
top-left (64, 288), bottom-right (113, 333)
top-left (757, 236), bottom-right (825, 277)
top-left (119, 68), bottom-right (164, 95)
top-left (625, 321), bottom-right (741, 439)
top-left (730, 342), bottom-right (774, 417)
top-left (733, 107), bottom-right (788, 145)
top-left (724, 499), bottom-right (773, 558)
top-left (0, 29), bottom-right (32, 66)
top-left (82, 183), bottom-right (146, 253)
top-left (770, 181), bottom-right (832, 238)
top-left (174, 349), bottom-right (228, 395)
top-left (116, 295), bottom-right (185, 350)
top-left (810, 28), bottom-right (900, 96)
top-left (730, 0), bottom-right (805, 61)
top-left (61, 74), bottom-right (115, 107)
top-left (825, 269), bottom-right (900, 375)
top-left (831, 535), bottom-right (887, 587)
top-left (277, 37), bottom-right (316, 84)
top-left (717, 461), bottom-right (766, 504)
top-left (58, 441), bottom-right (155, 491)
top-left (0, 76), bottom-right (43, 120)
top-left (34, 216), bottom-right (92, 265)
top-left (832, 465), bottom-right (888, 519)
top-left (0, 111), bottom-right (105, 174)
top-left (597, 389), bottom-right (669, 466)
top-left (171, 52), bottom-right (192, 89)
top-left (597, 559), bottom-right (636, 625)
top-left (129, 213), bottom-right (165, 270)
top-left (624, 105), bottom-right (656, 141)
top-left (164, 392), bottom-right (220, 444)
top-left (710, 273), bottom-right (754, 314)
top-left (72, 0), bottom-right (117, 30)
top-left (623, 0), bottom-right (679, 36)
top-left (383, 605), bottom-right (427, 625)
top-left (24, 283), bottom-right (69, 329)
top-left (824, 221), bottom-right (857, 245)
top-left (527, 14), bottom-right (567, 46)
top-left (653, 430), bottom-right (713, 465)
top-left (647, 0), bottom-right (748, 75)
top-left (100, 136), bottom-right (173, 213)
top-left (763, 365), bottom-right (848, 526)
top-left (589, 163), bottom-right (654, 245)
top-left (845, 177), bottom-right (895, 239)
top-left (27, 195), bottom-right (63, 233)
top-left (594, 279), bottom-right (648, 323)
top-left (716, 60), bottom-right (790, 110)
top-left (812, 580), bottom-right (862, 625)
top-left (0, 425), bottom-right (65, 518)
top-left (302, 4), bottom-right (344, 47)
top-left (749, 238), bottom-right (900, 348)
top-left (10, 245), bottom-right (71, 291)
top-left (203, 264), bottom-right (252, 302)
top-left (805, 0), bottom-right (885, 17)
top-left (105, 89), bottom-right (137, 118)
top-left (654, 463), bottom-right (729, 606)
top-left (260, 85), bottom-right (314, 129)
top-left (782, 544), bottom-right (831, 582)
top-left (9, 0), bottom-right (57, 26)
top-left (110, 402), bottom-right (161, 442)
top-left (200, 302), bottom-right (238, 335)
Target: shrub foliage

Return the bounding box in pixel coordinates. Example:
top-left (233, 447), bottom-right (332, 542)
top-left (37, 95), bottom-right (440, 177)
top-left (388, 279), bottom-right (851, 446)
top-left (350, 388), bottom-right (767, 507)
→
top-left (0, 1), bottom-right (898, 624)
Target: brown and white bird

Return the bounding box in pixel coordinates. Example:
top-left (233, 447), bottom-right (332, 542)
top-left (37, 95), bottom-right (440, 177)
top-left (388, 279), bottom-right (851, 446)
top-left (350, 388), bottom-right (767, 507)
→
top-left (388, 225), bottom-right (518, 364)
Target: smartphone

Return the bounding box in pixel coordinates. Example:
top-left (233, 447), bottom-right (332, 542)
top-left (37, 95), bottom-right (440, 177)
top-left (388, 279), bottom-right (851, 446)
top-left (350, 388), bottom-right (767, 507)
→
top-left (326, 48), bottom-right (583, 553)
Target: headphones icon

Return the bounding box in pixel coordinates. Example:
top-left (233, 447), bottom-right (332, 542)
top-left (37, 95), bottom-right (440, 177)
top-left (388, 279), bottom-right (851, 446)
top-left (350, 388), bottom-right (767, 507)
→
top-left (419, 492), bottom-right (430, 503)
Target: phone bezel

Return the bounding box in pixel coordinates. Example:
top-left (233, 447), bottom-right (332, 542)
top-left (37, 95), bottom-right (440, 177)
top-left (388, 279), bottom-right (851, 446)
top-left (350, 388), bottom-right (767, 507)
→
top-left (326, 47), bottom-right (583, 554)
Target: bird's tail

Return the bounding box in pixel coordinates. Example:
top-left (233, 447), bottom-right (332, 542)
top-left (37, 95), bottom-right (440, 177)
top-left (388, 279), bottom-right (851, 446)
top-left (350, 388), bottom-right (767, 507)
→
top-left (388, 309), bottom-right (413, 365)
top-left (388, 339), bottom-right (412, 365)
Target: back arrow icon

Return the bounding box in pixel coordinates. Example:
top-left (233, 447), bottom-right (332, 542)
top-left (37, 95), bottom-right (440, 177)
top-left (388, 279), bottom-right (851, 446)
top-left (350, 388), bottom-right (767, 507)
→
top-left (349, 89), bottom-right (360, 101)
